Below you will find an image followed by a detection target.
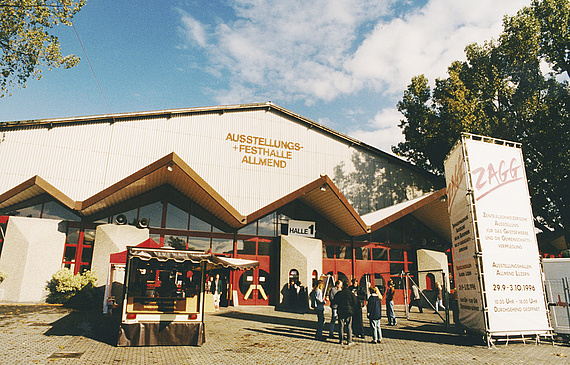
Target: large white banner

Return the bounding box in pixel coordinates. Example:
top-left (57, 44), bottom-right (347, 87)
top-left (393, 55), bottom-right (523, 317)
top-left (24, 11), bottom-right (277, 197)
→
top-left (445, 141), bottom-right (485, 333)
top-left (463, 137), bottom-right (549, 334)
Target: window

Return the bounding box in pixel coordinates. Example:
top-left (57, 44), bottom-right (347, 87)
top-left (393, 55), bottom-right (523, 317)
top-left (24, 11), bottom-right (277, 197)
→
top-left (236, 240), bottom-right (256, 255)
top-left (354, 247), bottom-right (370, 260)
top-left (238, 222), bottom-right (257, 235)
top-left (165, 235), bottom-right (187, 250)
top-left (62, 225), bottom-right (97, 274)
top-left (41, 201), bottom-right (81, 221)
top-left (372, 247), bottom-right (388, 261)
top-left (187, 237), bottom-right (210, 251)
top-left (258, 213), bottom-right (277, 236)
top-left (390, 249), bottom-right (404, 262)
top-left (165, 203), bottom-right (189, 230)
top-left (138, 201), bottom-right (163, 228)
top-left (212, 238), bottom-right (233, 255)
top-left (189, 214), bottom-right (211, 232)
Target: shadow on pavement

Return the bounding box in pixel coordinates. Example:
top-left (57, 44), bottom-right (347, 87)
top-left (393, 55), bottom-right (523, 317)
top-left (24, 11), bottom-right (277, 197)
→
top-left (217, 309), bottom-right (483, 346)
top-left (43, 309), bottom-right (120, 346)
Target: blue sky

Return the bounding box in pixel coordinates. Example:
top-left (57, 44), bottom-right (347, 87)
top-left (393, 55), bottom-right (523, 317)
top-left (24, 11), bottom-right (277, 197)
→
top-left (0, 0), bottom-right (528, 152)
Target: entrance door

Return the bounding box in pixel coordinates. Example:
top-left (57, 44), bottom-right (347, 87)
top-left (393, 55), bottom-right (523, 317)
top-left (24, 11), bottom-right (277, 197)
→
top-left (234, 237), bottom-right (272, 305)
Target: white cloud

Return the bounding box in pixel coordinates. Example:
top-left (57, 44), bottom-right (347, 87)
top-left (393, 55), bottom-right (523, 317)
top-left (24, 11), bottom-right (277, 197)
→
top-left (178, 0), bottom-right (527, 103)
top-left (177, 0), bottom-right (530, 148)
top-left (178, 10), bottom-right (208, 47)
top-left (348, 107), bottom-right (405, 152)
top-left (348, 0), bottom-right (528, 95)
top-left (179, 1), bottom-right (392, 103)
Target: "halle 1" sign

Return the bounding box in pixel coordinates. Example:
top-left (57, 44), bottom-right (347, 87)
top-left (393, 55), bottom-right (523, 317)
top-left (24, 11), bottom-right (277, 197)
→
top-left (288, 220), bottom-right (316, 238)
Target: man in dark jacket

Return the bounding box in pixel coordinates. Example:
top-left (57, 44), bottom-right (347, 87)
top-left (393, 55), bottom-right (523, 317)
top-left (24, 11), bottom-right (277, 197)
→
top-left (348, 278), bottom-right (365, 338)
top-left (334, 281), bottom-right (359, 345)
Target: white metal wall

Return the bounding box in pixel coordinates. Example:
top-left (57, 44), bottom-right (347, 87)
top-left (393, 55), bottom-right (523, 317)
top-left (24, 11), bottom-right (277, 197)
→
top-left (0, 109), bottom-right (429, 215)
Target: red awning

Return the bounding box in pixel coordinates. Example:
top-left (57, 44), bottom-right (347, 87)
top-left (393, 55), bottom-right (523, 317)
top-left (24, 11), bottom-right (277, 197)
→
top-left (109, 238), bottom-right (162, 264)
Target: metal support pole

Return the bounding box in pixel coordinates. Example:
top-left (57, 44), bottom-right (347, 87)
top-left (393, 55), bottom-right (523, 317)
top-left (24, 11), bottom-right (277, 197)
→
top-left (443, 272), bottom-right (450, 331)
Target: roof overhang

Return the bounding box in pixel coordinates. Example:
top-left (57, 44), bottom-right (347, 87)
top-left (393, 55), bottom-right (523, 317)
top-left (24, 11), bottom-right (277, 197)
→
top-left (128, 246), bottom-right (259, 271)
top-left (0, 175), bottom-right (75, 211)
top-left (78, 153), bottom-right (246, 227)
top-left (247, 175), bottom-right (369, 237)
top-left (363, 188), bottom-right (451, 241)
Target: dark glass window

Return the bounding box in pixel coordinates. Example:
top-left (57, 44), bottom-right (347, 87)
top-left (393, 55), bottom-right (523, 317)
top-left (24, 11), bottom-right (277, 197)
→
top-left (64, 246), bottom-right (76, 262)
top-left (189, 214), bottom-right (211, 232)
top-left (16, 204), bottom-right (42, 218)
top-left (372, 247), bottom-right (388, 261)
top-left (41, 201), bottom-right (81, 221)
top-left (212, 238), bottom-right (233, 255)
top-left (258, 240), bottom-right (272, 256)
top-left (390, 262), bottom-right (405, 276)
top-left (188, 237), bottom-right (210, 251)
top-left (81, 246), bottom-right (93, 263)
top-left (116, 208), bottom-right (137, 226)
top-left (386, 221), bottom-right (403, 244)
top-left (337, 246), bottom-right (352, 260)
top-left (166, 203), bottom-right (189, 230)
top-left (354, 247), bottom-right (370, 260)
top-left (370, 227), bottom-right (387, 243)
top-left (324, 245), bottom-right (336, 259)
top-left (238, 222), bottom-right (256, 235)
top-left (165, 235), bottom-right (187, 250)
top-left (66, 227), bottom-right (80, 245)
top-left (236, 240), bottom-right (256, 255)
top-left (390, 249), bottom-right (404, 261)
top-left (258, 213), bottom-right (276, 236)
top-left (138, 201), bottom-right (163, 228)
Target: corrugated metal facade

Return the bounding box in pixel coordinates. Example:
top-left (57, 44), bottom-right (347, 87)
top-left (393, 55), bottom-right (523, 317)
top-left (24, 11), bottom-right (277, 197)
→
top-left (0, 106), bottom-right (438, 215)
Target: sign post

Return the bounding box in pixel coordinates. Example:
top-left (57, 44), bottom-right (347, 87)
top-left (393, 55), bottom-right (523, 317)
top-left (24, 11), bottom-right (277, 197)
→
top-left (444, 133), bottom-right (551, 345)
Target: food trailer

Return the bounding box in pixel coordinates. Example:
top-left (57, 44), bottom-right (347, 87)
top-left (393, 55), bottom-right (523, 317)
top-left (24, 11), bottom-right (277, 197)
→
top-left (117, 246), bottom-right (259, 346)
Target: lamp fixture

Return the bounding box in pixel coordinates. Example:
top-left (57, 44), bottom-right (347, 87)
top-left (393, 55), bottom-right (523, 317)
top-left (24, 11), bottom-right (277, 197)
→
top-left (320, 184), bottom-right (327, 192)
top-left (166, 164), bottom-right (173, 172)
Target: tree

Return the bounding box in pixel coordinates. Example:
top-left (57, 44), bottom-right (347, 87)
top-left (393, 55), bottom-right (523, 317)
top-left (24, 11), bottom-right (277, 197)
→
top-left (393, 0), bottom-right (570, 243)
top-left (0, 0), bottom-right (85, 97)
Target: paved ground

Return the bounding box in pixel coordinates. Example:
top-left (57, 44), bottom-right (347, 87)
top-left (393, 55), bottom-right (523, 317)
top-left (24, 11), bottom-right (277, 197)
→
top-left (0, 304), bottom-right (569, 365)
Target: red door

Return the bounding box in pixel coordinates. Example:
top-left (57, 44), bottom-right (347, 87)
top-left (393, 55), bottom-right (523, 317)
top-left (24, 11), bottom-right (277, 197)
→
top-left (234, 237), bottom-right (272, 305)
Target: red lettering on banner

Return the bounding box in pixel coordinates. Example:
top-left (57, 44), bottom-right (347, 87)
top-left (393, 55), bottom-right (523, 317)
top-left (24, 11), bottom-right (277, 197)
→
top-left (472, 158), bottom-right (522, 200)
top-left (447, 159), bottom-right (464, 210)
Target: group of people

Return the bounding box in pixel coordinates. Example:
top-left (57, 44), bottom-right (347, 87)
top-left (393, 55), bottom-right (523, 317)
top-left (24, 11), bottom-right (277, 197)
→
top-left (282, 279), bottom-right (308, 313)
top-left (310, 278), bottom-right (446, 345)
top-left (310, 278), bottom-right (397, 345)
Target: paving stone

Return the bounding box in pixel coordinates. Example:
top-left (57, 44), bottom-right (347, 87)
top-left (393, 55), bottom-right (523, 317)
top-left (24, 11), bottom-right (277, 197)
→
top-left (0, 304), bottom-right (568, 364)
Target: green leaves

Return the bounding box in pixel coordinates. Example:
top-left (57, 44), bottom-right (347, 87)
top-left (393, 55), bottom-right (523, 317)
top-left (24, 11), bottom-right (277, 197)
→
top-left (394, 0), bottom-right (570, 238)
top-left (0, 0), bottom-right (85, 96)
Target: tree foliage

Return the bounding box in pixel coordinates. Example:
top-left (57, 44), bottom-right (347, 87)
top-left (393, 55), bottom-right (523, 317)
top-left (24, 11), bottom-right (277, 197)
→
top-left (0, 0), bottom-right (85, 96)
top-left (393, 0), bottom-right (570, 239)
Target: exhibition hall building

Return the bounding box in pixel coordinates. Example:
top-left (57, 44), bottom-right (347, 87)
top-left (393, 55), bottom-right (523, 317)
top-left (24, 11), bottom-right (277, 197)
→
top-left (0, 102), bottom-right (452, 306)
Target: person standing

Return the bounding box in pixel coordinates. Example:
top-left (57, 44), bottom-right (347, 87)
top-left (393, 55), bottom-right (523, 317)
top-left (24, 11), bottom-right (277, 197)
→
top-left (386, 280), bottom-right (397, 326)
top-left (211, 273), bottom-right (223, 310)
top-left (435, 282), bottom-right (445, 314)
top-left (334, 281), bottom-right (356, 345)
top-left (310, 279), bottom-right (326, 340)
top-left (409, 282), bottom-right (423, 313)
top-left (328, 280), bottom-right (342, 339)
top-left (348, 278), bottom-right (365, 338)
top-left (366, 286), bottom-right (383, 343)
